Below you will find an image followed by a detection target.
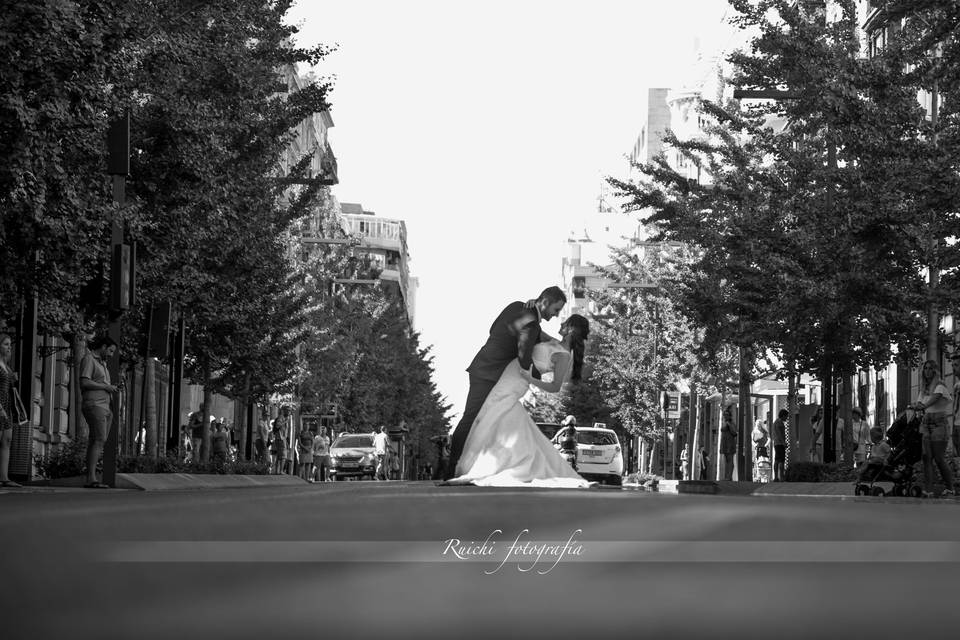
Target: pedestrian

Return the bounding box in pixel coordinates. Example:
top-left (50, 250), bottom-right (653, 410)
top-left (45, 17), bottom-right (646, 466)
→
top-left (254, 408), bottom-right (269, 464)
top-left (914, 359), bottom-right (955, 498)
top-left (296, 424), bottom-right (314, 482)
top-left (179, 425), bottom-right (192, 463)
top-left (312, 429), bottom-right (330, 482)
top-left (809, 406), bottom-right (824, 463)
top-left (430, 433), bottom-right (451, 481)
top-left (857, 427), bottom-right (892, 484)
top-left (1, 333), bottom-right (22, 488)
top-left (277, 406), bottom-right (295, 474)
top-left (771, 409), bottom-right (789, 482)
top-left (698, 446), bottom-right (709, 480)
top-left (720, 406), bottom-right (737, 480)
top-left (849, 408), bottom-right (870, 468)
top-left (752, 417), bottom-right (769, 460)
top-left (951, 352), bottom-right (960, 462)
top-left (188, 408), bottom-right (203, 462)
top-left (211, 420), bottom-right (229, 463)
top-left (79, 335), bottom-right (118, 489)
top-left (268, 418), bottom-right (286, 475)
top-left (373, 425), bottom-right (389, 480)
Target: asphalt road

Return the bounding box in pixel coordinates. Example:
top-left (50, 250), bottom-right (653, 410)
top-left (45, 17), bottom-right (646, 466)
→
top-left (2, 482), bottom-right (959, 640)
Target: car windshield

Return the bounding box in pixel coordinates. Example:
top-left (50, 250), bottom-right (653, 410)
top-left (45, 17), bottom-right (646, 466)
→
top-left (333, 436), bottom-right (373, 449)
top-left (577, 432), bottom-right (618, 446)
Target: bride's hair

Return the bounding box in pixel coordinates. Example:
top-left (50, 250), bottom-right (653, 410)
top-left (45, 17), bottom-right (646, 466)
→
top-left (565, 314), bottom-right (590, 382)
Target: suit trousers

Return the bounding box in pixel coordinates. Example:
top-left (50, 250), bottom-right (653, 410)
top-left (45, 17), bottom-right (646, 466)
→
top-left (447, 374), bottom-right (498, 477)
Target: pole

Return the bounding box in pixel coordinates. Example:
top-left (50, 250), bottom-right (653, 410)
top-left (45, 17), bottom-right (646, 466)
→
top-left (737, 346), bottom-right (751, 481)
top-left (927, 74), bottom-right (940, 361)
top-left (102, 112), bottom-right (130, 487)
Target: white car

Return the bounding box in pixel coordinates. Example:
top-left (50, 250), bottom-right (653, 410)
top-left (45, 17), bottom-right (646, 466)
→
top-left (328, 433), bottom-right (377, 481)
top-left (553, 426), bottom-right (624, 485)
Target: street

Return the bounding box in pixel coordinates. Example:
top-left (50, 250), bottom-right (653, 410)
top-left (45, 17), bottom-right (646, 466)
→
top-left (2, 482), bottom-right (959, 640)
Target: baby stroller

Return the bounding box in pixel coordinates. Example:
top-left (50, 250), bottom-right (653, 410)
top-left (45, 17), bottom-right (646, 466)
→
top-left (854, 411), bottom-right (924, 497)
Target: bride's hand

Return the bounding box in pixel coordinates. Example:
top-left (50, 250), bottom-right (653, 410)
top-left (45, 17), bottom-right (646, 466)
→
top-left (523, 299), bottom-right (537, 310)
top-left (519, 368), bottom-right (533, 382)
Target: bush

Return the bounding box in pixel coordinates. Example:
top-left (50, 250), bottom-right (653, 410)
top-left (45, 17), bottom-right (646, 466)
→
top-left (625, 472), bottom-right (663, 485)
top-left (784, 461), bottom-right (857, 482)
top-left (33, 441), bottom-right (270, 479)
top-left (34, 438), bottom-right (89, 480)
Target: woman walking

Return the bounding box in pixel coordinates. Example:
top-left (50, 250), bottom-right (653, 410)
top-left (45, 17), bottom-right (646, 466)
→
top-left (914, 360), bottom-right (955, 498)
top-left (1, 333), bottom-right (22, 487)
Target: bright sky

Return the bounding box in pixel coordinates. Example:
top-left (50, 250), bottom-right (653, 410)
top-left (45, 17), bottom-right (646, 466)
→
top-left (285, 0), bottom-right (739, 423)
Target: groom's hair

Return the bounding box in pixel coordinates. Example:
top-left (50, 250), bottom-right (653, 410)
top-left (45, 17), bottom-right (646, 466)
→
top-left (537, 286), bottom-right (566, 304)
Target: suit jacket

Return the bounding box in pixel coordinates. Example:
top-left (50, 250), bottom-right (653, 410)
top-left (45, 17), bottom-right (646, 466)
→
top-left (466, 301), bottom-right (541, 382)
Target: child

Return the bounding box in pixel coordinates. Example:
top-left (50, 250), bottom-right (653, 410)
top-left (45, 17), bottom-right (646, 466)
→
top-left (858, 427), bottom-right (891, 483)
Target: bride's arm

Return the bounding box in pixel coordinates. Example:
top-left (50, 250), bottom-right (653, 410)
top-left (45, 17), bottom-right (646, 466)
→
top-left (520, 353), bottom-right (571, 393)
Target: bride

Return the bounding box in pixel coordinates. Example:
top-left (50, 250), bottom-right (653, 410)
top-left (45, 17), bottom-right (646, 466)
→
top-left (446, 314), bottom-right (592, 488)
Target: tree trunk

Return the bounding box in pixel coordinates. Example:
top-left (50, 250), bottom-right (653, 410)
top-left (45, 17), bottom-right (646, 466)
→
top-left (738, 346), bottom-right (751, 481)
top-left (73, 335), bottom-right (88, 440)
top-left (822, 358), bottom-right (834, 464)
top-left (144, 356), bottom-right (157, 459)
top-left (787, 361), bottom-right (798, 471)
top-left (839, 372), bottom-right (853, 466)
top-left (200, 367), bottom-right (211, 462)
top-left (716, 388), bottom-right (726, 481)
top-left (686, 383), bottom-right (698, 481)
top-left (239, 371), bottom-right (251, 462)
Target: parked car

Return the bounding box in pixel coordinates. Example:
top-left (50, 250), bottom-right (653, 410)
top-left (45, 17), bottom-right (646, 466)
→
top-left (552, 426), bottom-right (623, 485)
top-left (329, 433), bottom-right (377, 481)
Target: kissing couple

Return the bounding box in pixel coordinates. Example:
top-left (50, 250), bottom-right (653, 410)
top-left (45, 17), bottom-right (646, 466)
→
top-left (443, 286), bottom-right (592, 488)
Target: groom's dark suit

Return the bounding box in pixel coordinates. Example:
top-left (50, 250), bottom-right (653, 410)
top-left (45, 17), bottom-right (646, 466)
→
top-left (445, 301), bottom-right (541, 479)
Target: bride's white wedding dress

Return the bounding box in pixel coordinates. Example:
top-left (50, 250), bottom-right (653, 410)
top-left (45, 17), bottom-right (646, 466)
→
top-left (448, 340), bottom-right (591, 488)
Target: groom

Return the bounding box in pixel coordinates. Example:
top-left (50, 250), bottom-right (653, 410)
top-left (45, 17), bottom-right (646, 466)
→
top-left (444, 286), bottom-right (567, 479)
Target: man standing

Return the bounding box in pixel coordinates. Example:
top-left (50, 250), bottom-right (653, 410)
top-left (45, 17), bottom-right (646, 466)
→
top-left (80, 336), bottom-right (118, 489)
top-left (188, 407), bottom-right (203, 462)
top-left (850, 407), bottom-right (870, 468)
top-left (373, 425), bottom-right (389, 480)
top-left (254, 408), bottom-right (269, 464)
top-left (445, 286), bottom-right (566, 479)
top-left (312, 429), bottom-right (330, 482)
top-left (720, 406), bottom-right (737, 480)
top-left (771, 409), bottom-right (789, 482)
top-left (296, 424), bottom-right (314, 482)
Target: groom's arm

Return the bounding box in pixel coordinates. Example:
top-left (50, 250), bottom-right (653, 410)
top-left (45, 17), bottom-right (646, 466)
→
top-left (510, 308), bottom-right (540, 371)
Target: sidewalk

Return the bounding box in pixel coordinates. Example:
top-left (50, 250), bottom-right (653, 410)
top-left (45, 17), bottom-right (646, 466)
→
top-left (20, 473), bottom-right (308, 492)
top-left (648, 479), bottom-right (856, 497)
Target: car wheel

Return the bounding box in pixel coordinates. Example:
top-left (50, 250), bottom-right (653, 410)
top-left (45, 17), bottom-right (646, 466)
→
top-left (909, 485), bottom-right (923, 498)
top-left (871, 486), bottom-right (885, 497)
top-left (608, 475), bottom-right (623, 487)
top-left (854, 484), bottom-right (864, 496)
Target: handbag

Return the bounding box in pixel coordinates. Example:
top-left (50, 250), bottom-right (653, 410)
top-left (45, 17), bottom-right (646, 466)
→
top-left (13, 387), bottom-right (29, 427)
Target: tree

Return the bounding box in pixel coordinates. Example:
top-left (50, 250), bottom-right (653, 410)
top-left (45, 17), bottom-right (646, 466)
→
top-left (122, 0), bottom-right (334, 459)
top-left (609, 0), bottom-right (935, 463)
top-left (0, 0), bottom-right (142, 333)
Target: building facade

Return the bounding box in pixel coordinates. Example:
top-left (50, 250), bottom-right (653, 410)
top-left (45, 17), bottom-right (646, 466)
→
top-left (339, 202), bottom-right (417, 328)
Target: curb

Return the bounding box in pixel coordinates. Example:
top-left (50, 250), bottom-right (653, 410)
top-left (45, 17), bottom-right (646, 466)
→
top-left (34, 473), bottom-right (309, 491)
